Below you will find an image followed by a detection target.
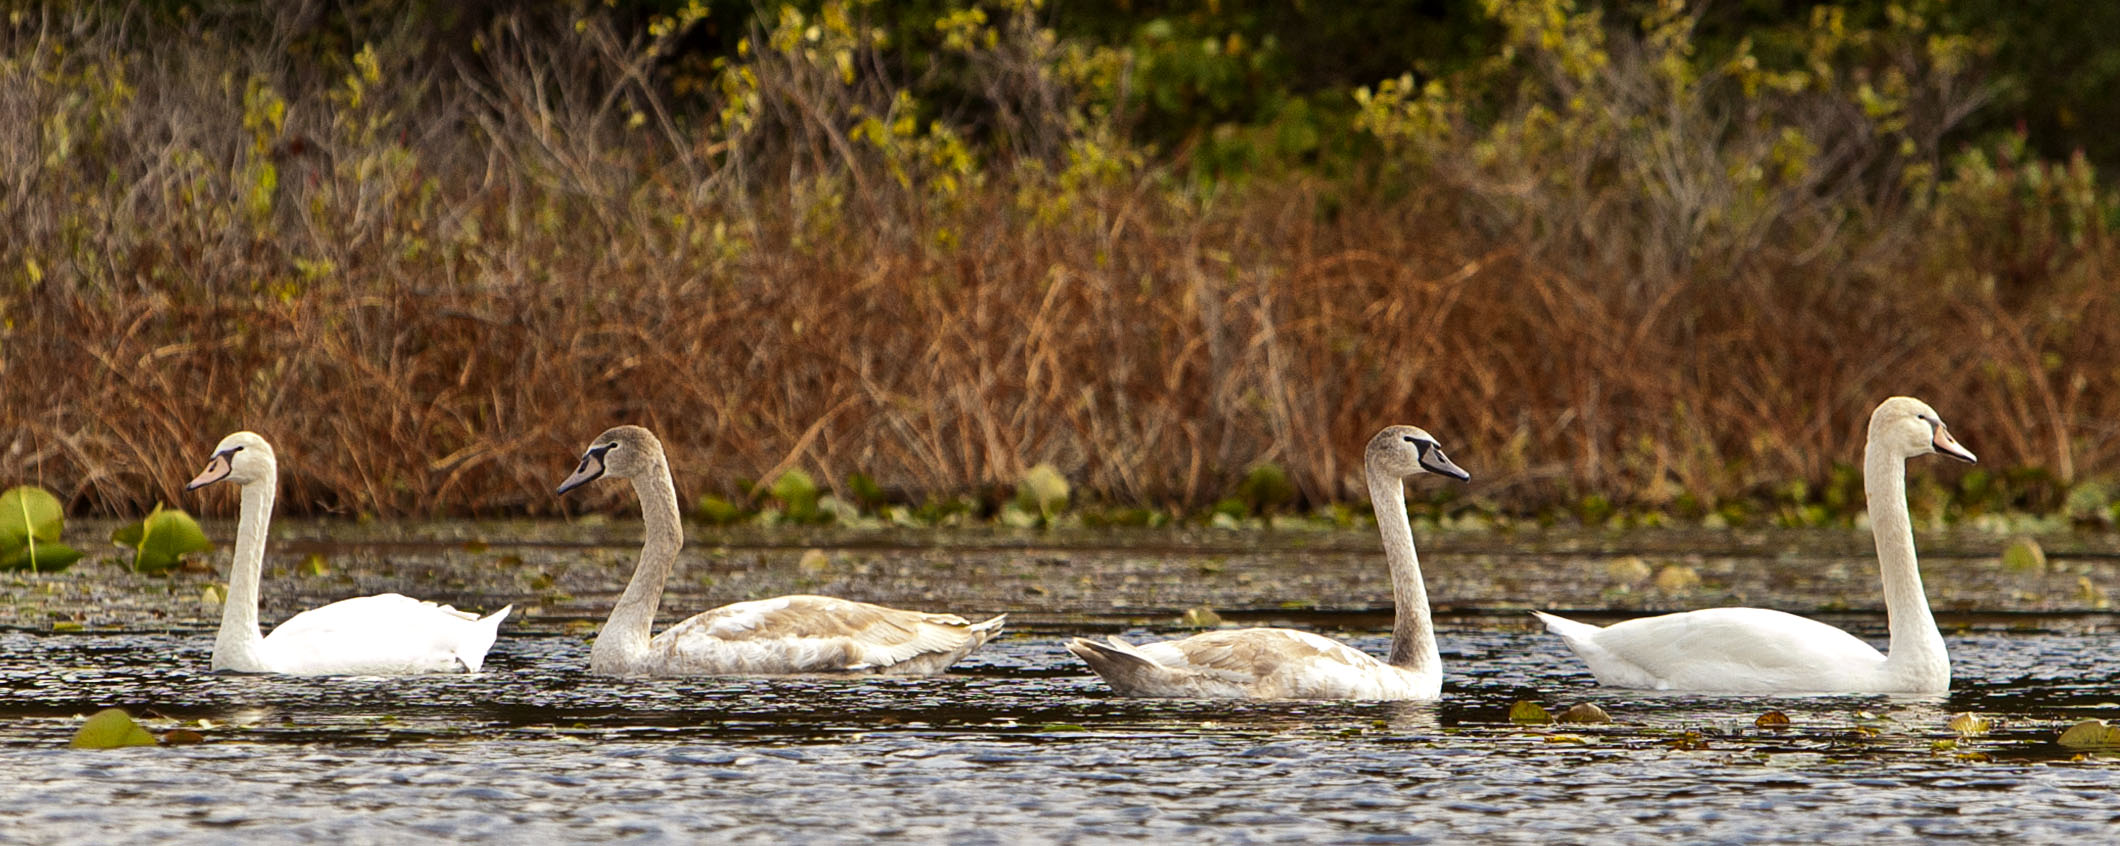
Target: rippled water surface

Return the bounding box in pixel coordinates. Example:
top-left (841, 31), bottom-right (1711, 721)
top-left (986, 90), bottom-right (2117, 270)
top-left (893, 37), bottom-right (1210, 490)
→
top-left (5, 626), bottom-right (2120, 844)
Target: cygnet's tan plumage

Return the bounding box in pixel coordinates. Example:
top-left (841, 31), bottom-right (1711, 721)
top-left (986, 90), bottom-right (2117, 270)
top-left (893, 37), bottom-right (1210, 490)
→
top-left (558, 426), bottom-right (1005, 677)
top-left (1066, 425), bottom-right (1470, 699)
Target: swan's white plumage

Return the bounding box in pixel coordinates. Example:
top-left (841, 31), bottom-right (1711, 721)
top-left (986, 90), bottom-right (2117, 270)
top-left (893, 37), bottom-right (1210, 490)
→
top-left (1533, 397), bottom-right (1972, 694)
top-left (188, 431), bottom-right (510, 676)
top-left (1531, 608), bottom-right (1887, 692)
top-left (1067, 424), bottom-right (1469, 700)
top-left (560, 426), bottom-right (1004, 677)
top-left (254, 593), bottom-right (509, 675)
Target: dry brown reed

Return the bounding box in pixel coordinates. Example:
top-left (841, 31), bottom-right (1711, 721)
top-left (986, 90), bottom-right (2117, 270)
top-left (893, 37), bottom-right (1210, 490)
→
top-left (3, 4), bottom-right (2116, 519)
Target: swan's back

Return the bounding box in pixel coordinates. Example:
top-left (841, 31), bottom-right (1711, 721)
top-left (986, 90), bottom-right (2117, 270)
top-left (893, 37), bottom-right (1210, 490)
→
top-left (1534, 608), bottom-right (1888, 692)
top-left (635, 595), bottom-right (1006, 676)
top-left (1067, 628), bottom-right (1437, 700)
top-left (261, 594), bottom-right (513, 675)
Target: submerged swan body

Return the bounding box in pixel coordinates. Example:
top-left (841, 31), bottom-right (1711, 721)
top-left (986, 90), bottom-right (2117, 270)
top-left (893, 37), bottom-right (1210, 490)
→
top-left (186, 432), bottom-right (511, 675)
top-left (1534, 397), bottom-right (1977, 694)
top-left (1067, 425), bottom-right (1469, 699)
top-left (558, 425), bottom-right (1005, 677)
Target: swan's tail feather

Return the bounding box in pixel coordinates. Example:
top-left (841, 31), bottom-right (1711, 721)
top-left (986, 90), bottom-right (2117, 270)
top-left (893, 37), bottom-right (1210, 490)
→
top-left (968, 614), bottom-right (1007, 639)
top-left (1066, 635), bottom-right (1173, 694)
top-left (1530, 610), bottom-right (1601, 641)
top-left (455, 605), bottom-right (513, 673)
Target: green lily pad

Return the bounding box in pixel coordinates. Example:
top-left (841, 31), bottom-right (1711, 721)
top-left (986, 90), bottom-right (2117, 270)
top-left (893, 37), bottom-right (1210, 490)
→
top-left (0, 485), bottom-right (64, 545)
top-left (0, 485), bottom-right (77, 572)
top-left (112, 504), bottom-right (214, 575)
top-left (2058, 719), bottom-right (2120, 749)
top-left (1508, 701), bottom-right (1553, 724)
top-left (0, 538), bottom-right (83, 573)
top-left (70, 708), bottom-right (157, 749)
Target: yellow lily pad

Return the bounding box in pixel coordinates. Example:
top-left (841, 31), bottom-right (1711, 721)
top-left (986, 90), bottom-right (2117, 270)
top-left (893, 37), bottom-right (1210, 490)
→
top-left (71, 708), bottom-right (157, 749)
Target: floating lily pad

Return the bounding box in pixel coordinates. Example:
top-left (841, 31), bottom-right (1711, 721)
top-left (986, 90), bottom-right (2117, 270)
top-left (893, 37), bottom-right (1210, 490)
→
top-left (70, 708), bottom-right (157, 749)
top-left (2058, 719), bottom-right (2120, 749)
top-left (0, 485), bottom-right (64, 546)
top-left (1756, 710), bottom-right (1791, 728)
top-left (1557, 703), bottom-right (1612, 724)
top-left (1179, 606), bottom-right (1223, 627)
top-left (111, 504), bottom-right (213, 575)
top-left (1653, 564), bottom-right (1702, 591)
top-left (0, 538), bottom-right (83, 573)
top-left (1508, 701), bottom-right (1553, 724)
top-left (161, 728), bottom-right (206, 746)
top-left (1948, 713), bottom-right (1991, 737)
top-left (2001, 537), bottom-right (2048, 573)
top-left (0, 485), bottom-right (80, 572)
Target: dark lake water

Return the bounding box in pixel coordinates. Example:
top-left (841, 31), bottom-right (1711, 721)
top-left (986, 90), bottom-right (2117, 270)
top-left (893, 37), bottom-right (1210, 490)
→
top-left (4, 625), bottom-right (2119, 844)
top-left (5, 524), bottom-right (2120, 842)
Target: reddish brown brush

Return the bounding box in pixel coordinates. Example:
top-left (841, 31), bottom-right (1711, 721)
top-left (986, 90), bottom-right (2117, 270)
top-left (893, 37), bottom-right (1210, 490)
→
top-left (8, 180), bottom-right (2117, 518)
top-left (3, 7), bottom-right (2116, 519)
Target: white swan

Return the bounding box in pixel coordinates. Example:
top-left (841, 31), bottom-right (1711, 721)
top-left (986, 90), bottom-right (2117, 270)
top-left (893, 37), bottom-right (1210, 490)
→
top-left (1533, 397), bottom-right (1977, 693)
top-left (184, 432), bottom-right (511, 675)
top-left (557, 425), bottom-right (1006, 676)
top-left (1066, 425), bottom-right (1469, 699)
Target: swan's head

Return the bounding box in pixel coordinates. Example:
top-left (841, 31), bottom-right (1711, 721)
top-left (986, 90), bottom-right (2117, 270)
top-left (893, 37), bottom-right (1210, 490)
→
top-left (1366, 425), bottom-right (1470, 481)
top-left (557, 425), bottom-right (666, 495)
top-left (1870, 397), bottom-right (1977, 463)
top-left (184, 431), bottom-right (277, 490)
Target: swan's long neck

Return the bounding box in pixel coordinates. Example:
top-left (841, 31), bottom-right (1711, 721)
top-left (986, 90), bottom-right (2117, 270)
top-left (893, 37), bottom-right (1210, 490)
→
top-left (1866, 441), bottom-right (1948, 685)
top-left (590, 458), bottom-right (683, 674)
top-left (213, 469), bottom-right (276, 672)
top-left (1369, 464), bottom-right (1438, 675)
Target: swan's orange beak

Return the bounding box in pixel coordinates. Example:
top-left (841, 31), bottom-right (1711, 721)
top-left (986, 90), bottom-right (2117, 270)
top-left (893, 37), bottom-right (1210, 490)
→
top-left (185, 453), bottom-right (233, 490)
top-left (1931, 423), bottom-right (1977, 463)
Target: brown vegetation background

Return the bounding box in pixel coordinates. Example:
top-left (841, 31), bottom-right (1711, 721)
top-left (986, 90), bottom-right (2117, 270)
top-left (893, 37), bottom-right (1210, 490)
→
top-left (3, 2), bottom-right (2116, 520)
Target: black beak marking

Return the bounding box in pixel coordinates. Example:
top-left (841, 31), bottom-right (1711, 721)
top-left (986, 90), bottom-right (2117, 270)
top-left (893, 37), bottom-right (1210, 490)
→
top-left (556, 444), bottom-right (615, 495)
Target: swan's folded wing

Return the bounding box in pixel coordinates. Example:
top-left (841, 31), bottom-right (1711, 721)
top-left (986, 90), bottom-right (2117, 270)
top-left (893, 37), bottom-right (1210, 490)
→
top-left (1145, 629), bottom-right (1372, 679)
top-left (1589, 607), bottom-right (1887, 689)
top-left (262, 593), bottom-right (498, 674)
top-left (657, 595), bottom-right (992, 672)
top-left (271, 593), bottom-right (480, 634)
top-left (1144, 627), bottom-right (1373, 686)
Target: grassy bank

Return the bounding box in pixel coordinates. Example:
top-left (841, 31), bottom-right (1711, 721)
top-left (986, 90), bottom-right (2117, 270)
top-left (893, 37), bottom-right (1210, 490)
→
top-left (3, 1), bottom-right (2117, 524)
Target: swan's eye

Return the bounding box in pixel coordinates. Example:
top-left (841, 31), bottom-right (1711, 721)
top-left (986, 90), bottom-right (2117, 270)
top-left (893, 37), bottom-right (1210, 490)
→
top-left (1402, 435), bottom-right (1416, 443)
